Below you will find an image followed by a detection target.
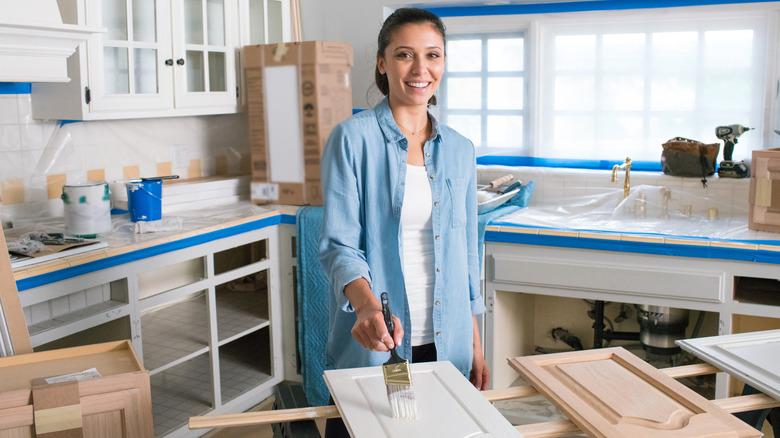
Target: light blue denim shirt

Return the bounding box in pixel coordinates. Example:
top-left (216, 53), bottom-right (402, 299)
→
top-left (319, 97), bottom-right (485, 377)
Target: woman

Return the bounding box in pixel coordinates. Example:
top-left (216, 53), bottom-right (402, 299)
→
top-left (319, 8), bottom-right (488, 433)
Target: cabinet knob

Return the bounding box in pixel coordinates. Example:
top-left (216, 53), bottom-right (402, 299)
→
top-left (164, 58), bottom-right (173, 66)
top-left (176, 58), bottom-right (185, 66)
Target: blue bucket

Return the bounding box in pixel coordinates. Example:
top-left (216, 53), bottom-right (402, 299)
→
top-left (126, 178), bottom-right (163, 222)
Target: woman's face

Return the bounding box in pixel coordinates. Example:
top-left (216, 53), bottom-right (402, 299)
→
top-left (377, 22), bottom-right (445, 108)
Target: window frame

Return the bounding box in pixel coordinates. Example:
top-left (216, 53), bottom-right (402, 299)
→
top-left (440, 32), bottom-right (529, 153)
top-left (438, 4), bottom-right (779, 162)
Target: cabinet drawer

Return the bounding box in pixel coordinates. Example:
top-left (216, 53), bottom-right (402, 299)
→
top-left (491, 254), bottom-right (724, 303)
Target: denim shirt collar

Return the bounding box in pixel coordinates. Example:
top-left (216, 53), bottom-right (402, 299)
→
top-left (373, 97), bottom-right (441, 149)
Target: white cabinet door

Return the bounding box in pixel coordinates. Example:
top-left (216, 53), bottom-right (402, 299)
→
top-left (171, 0), bottom-right (238, 111)
top-left (678, 329), bottom-right (780, 400)
top-left (86, 0), bottom-right (174, 114)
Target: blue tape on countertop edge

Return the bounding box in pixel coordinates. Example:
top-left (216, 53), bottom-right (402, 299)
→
top-left (485, 230), bottom-right (780, 264)
top-left (16, 213), bottom-right (297, 291)
top-left (425, 0), bottom-right (778, 17)
top-left (0, 83), bottom-right (31, 94)
top-left (477, 155), bottom-right (662, 172)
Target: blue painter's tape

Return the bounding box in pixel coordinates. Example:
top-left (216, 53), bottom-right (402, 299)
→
top-left (425, 0), bottom-right (777, 17)
top-left (0, 83), bottom-right (32, 94)
top-left (16, 213), bottom-right (298, 291)
top-left (59, 120), bottom-right (81, 126)
top-left (352, 108), bottom-right (366, 115)
top-left (484, 230), bottom-right (780, 264)
top-left (477, 155), bottom-right (661, 172)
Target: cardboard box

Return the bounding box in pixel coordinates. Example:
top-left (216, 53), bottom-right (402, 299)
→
top-left (749, 148), bottom-right (780, 233)
top-left (244, 41), bottom-right (353, 205)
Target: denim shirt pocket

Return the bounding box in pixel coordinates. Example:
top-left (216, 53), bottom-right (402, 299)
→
top-left (446, 177), bottom-right (467, 228)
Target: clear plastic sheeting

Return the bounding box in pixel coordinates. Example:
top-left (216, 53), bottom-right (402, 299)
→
top-left (6, 202), bottom-right (279, 257)
top-left (493, 184), bottom-right (777, 243)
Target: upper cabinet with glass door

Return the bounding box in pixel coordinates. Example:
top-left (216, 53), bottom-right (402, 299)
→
top-left (31, 0), bottom-right (243, 120)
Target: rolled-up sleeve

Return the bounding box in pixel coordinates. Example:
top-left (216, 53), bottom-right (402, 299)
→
top-left (319, 124), bottom-right (371, 312)
top-left (465, 145), bottom-right (486, 315)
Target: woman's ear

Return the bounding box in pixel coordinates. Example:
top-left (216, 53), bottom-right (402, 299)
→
top-left (377, 57), bottom-right (386, 75)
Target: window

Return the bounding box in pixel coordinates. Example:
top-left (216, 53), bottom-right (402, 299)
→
top-left (439, 7), bottom-right (771, 162)
top-left (440, 34), bottom-right (527, 152)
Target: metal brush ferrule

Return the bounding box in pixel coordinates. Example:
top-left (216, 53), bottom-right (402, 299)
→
top-left (383, 361), bottom-right (411, 386)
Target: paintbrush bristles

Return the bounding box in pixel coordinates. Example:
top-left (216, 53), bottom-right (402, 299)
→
top-left (387, 384), bottom-right (417, 419)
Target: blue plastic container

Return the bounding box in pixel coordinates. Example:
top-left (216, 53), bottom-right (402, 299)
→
top-left (126, 178), bottom-right (163, 222)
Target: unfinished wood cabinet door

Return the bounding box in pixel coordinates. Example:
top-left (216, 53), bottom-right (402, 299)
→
top-left (678, 329), bottom-right (780, 400)
top-left (0, 403), bottom-right (33, 438)
top-left (509, 347), bottom-right (761, 437)
top-left (81, 389), bottom-right (146, 438)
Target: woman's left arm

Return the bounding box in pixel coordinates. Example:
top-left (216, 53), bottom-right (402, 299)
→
top-left (465, 144), bottom-right (489, 390)
top-left (470, 315), bottom-right (490, 390)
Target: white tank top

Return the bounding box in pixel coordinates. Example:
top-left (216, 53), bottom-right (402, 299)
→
top-left (400, 164), bottom-right (435, 346)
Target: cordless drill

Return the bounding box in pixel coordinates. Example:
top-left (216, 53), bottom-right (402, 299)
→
top-left (716, 124), bottom-right (751, 178)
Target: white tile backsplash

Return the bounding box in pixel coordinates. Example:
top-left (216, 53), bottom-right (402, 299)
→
top-left (0, 92), bottom-right (249, 221)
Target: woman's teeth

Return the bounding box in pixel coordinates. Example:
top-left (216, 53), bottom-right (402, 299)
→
top-left (406, 82), bottom-right (430, 88)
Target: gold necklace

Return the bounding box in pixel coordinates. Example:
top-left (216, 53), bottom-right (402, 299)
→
top-left (396, 120), bottom-right (428, 137)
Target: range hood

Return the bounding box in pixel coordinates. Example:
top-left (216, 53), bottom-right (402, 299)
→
top-left (0, 0), bottom-right (102, 82)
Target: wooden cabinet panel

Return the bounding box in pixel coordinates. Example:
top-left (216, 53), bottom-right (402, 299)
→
top-left (0, 404), bottom-right (33, 438)
top-left (509, 347), bottom-right (761, 437)
top-left (82, 389), bottom-right (143, 438)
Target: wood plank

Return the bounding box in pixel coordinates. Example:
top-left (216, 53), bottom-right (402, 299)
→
top-left (678, 329), bottom-right (780, 401)
top-left (509, 347), bottom-right (761, 437)
top-left (0, 225), bottom-right (32, 355)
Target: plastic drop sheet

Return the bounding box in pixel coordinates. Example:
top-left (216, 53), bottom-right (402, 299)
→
top-left (492, 184), bottom-right (779, 244)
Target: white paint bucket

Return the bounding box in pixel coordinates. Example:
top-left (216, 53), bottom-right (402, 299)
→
top-left (62, 183), bottom-right (111, 236)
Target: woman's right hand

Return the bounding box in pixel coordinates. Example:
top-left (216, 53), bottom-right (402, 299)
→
top-left (344, 278), bottom-right (403, 352)
top-left (352, 305), bottom-right (403, 352)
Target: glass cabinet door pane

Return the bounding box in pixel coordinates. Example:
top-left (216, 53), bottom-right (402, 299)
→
top-left (104, 47), bottom-right (130, 94)
top-left (104, 0), bottom-right (128, 40)
top-left (187, 51), bottom-right (205, 92)
top-left (185, 0), bottom-right (204, 44)
top-left (268, 0), bottom-right (283, 43)
top-left (134, 48), bottom-right (158, 93)
top-left (207, 0), bottom-right (225, 46)
top-left (249, 0), bottom-right (265, 44)
top-left (208, 52), bottom-right (226, 91)
top-left (132, 0), bottom-right (157, 42)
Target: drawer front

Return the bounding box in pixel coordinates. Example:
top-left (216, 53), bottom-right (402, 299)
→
top-left (492, 254), bottom-right (724, 303)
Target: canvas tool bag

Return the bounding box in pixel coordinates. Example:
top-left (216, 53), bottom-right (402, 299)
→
top-left (661, 137), bottom-right (720, 178)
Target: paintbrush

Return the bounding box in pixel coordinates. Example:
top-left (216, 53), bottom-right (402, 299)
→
top-left (380, 292), bottom-right (417, 419)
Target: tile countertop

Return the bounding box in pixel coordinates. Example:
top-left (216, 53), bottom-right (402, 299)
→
top-left (7, 203), bottom-right (298, 284)
top-left (7, 199), bottom-right (780, 288)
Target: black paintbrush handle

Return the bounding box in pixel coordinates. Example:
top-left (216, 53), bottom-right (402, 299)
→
top-left (381, 292), bottom-right (393, 335)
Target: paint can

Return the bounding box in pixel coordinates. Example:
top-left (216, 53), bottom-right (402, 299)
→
top-left (62, 183), bottom-right (112, 236)
top-left (126, 178), bottom-right (163, 222)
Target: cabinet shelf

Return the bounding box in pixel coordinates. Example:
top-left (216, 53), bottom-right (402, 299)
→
top-left (141, 292), bottom-right (210, 372)
top-left (220, 328), bottom-right (272, 404)
top-left (216, 272), bottom-right (269, 343)
top-left (151, 352), bottom-right (213, 437)
top-left (28, 300), bottom-right (128, 347)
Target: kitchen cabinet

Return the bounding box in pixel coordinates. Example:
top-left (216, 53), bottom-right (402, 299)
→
top-left (5, 218), bottom-right (294, 437)
top-left (485, 242), bottom-right (780, 399)
top-left (32, 0), bottom-right (290, 120)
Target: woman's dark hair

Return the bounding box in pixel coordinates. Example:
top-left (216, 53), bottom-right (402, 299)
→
top-left (374, 8), bottom-right (446, 106)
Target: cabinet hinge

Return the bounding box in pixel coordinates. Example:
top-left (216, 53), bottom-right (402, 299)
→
top-left (236, 86), bottom-right (239, 98)
top-left (84, 86), bottom-right (91, 105)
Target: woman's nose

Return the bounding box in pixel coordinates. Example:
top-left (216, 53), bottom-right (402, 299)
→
top-left (411, 56), bottom-right (426, 74)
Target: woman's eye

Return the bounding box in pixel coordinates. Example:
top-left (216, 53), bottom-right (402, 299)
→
top-left (396, 52), bottom-right (412, 59)
top-left (429, 52), bottom-right (441, 59)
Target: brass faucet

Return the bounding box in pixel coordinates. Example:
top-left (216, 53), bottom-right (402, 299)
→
top-left (611, 157), bottom-right (632, 198)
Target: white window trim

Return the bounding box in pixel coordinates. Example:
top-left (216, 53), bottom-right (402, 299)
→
top-left (442, 3), bottom-right (780, 158)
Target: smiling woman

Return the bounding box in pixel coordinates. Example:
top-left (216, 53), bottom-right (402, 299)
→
top-left (319, 7), bottom-right (489, 438)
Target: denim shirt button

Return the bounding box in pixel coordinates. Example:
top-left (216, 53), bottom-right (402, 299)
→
top-left (429, 174), bottom-right (435, 180)
top-left (435, 234), bottom-right (440, 240)
top-left (435, 267), bottom-right (440, 273)
top-left (433, 201), bottom-right (439, 207)
top-left (435, 300), bottom-right (440, 306)
top-left (435, 331), bottom-right (441, 337)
